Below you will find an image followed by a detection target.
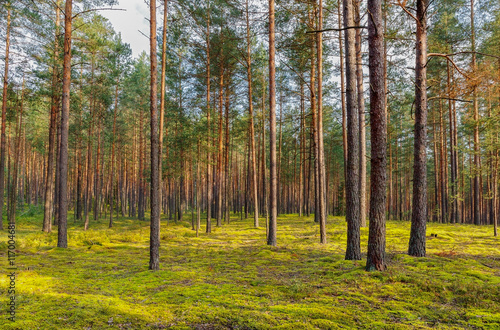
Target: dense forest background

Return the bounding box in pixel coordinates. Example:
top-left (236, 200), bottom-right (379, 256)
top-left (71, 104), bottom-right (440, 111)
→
top-left (0, 0), bottom-right (499, 259)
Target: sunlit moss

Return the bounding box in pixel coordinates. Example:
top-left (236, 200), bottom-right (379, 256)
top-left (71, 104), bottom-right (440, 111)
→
top-left (0, 209), bottom-right (498, 329)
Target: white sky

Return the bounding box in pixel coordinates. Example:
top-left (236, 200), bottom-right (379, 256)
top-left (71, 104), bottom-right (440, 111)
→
top-left (101, 0), bottom-right (151, 57)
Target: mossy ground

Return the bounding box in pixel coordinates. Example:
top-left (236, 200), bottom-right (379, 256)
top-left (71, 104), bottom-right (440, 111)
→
top-left (0, 206), bottom-right (499, 329)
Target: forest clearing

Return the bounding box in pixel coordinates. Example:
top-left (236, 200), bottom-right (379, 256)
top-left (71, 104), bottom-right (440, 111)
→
top-left (1, 0), bottom-right (500, 328)
top-left (0, 211), bottom-right (499, 329)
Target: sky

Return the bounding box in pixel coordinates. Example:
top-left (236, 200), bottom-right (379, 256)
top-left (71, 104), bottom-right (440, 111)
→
top-left (101, 0), bottom-right (151, 57)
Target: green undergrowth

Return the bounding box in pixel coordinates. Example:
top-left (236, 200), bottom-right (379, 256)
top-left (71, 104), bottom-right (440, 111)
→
top-left (0, 208), bottom-right (499, 329)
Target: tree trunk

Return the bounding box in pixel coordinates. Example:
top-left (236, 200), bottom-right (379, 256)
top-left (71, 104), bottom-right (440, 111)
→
top-left (408, 0), bottom-right (428, 257)
top-left (316, 0), bottom-right (327, 244)
top-left (432, 120), bottom-right (439, 222)
top-left (0, 5), bottom-right (11, 231)
top-left (206, 8), bottom-right (212, 234)
top-left (338, 1), bottom-right (348, 212)
top-left (447, 62), bottom-right (458, 224)
top-left (495, 60), bottom-right (500, 235)
top-left (76, 135), bottom-right (83, 220)
top-left (470, 0), bottom-right (481, 226)
top-left (196, 140), bottom-right (201, 237)
top-left (159, 0), bottom-right (168, 216)
top-left (245, 0), bottom-right (259, 227)
top-left (439, 100), bottom-right (448, 223)
top-left (57, 0), bottom-right (73, 248)
top-left (309, 14), bottom-right (318, 224)
top-left (260, 86), bottom-right (269, 233)
top-left (109, 80), bottom-right (119, 228)
top-left (344, 0), bottom-right (361, 260)
top-left (216, 72), bottom-right (224, 227)
top-left (138, 107), bottom-right (145, 220)
top-left (365, 0), bottom-right (387, 271)
top-left (278, 92), bottom-right (283, 215)
top-left (94, 122), bottom-right (101, 221)
top-left (299, 83), bottom-right (305, 217)
top-left (355, 0), bottom-right (367, 227)
top-left (43, 1), bottom-right (61, 233)
top-left (149, 0), bottom-right (161, 271)
top-left (8, 78), bottom-right (25, 225)
top-left (494, 142), bottom-right (498, 236)
top-left (224, 80), bottom-right (230, 224)
top-left (267, 0), bottom-right (277, 247)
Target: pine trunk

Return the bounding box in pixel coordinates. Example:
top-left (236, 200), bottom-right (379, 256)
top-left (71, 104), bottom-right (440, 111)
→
top-left (366, 0), bottom-right (387, 271)
top-left (355, 0), bottom-right (367, 228)
top-left (316, 0), bottom-right (326, 243)
top-left (43, 2), bottom-right (61, 232)
top-left (267, 0), bottom-right (277, 246)
top-left (149, 0), bottom-right (161, 270)
top-left (0, 5), bottom-right (11, 231)
top-left (57, 0), bottom-right (73, 248)
top-left (408, 0), bottom-right (428, 257)
top-left (344, 0), bottom-right (361, 260)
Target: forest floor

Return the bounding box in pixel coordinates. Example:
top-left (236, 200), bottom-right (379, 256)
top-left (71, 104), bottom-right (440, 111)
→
top-left (0, 206), bottom-right (499, 329)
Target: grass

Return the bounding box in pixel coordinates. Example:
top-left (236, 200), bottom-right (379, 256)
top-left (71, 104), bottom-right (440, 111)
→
top-left (0, 206), bottom-right (499, 329)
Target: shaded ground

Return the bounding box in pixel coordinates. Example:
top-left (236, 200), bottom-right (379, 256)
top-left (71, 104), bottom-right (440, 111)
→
top-left (0, 207), bottom-right (499, 329)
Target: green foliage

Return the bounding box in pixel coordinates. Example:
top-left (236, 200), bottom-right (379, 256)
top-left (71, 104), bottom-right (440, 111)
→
top-left (0, 213), bottom-right (499, 329)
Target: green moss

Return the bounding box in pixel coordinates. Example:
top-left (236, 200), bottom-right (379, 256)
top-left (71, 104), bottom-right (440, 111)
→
top-left (0, 212), bottom-right (498, 329)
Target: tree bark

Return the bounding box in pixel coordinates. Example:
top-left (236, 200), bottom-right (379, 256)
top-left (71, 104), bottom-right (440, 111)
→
top-left (260, 85), bottom-right (269, 233)
top-left (309, 10), bottom-right (319, 225)
top-left (316, 0), bottom-right (327, 244)
top-left (309, 11), bottom-right (319, 224)
top-left (224, 80), bottom-right (230, 224)
top-left (439, 99), bottom-right (448, 223)
top-left (245, 0), bottom-right (259, 227)
top-left (159, 0), bottom-right (168, 215)
top-left (206, 6), bottom-right (212, 234)
top-left (216, 72), bottom-right (224, 227)
top-left (494, 142), bottom-right (498, 236)
top-left (278, 92), bottom-right (282, 215)
top-left (338, 1), bottom-right (348, 212)
top-left (196, 140), bottom-right (201, 236)
top-left (447, 62), bottom-right (458, 224)
top-left (43, 1), bottom-right (61, 233)
top-left (408, 0), bottom-right (428, 257)
top-left (94, 121), bottom-right (101, 221)
top-left (267, 0), bottom-right (277, 247)
top-left (344, 0), bottom-right (361, 260)
top-left (366, 0), bottom-right (387, 271)
top-left (432, 119), bottom-right (439, 221)
top-left (0, 4), bottom-right (11, 231)
top-left (75, 97), bottom-right (83, 221)
top-left (109, 80), bottom-right (119, 228)
top-left (299, 83), bottom-right (305, 217)
top-left (470, 0), bottom-right (480, 226)
top-left (8, 78), bottom-right (25, 225)
top-left (355, 0), bottom-right (367, 228)
top-left (57, 0), bottom-right (73, 248)
top-left (84, 134), bottom-right (92, 228)
top-left (149, 0), bottom-right (161, 271)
